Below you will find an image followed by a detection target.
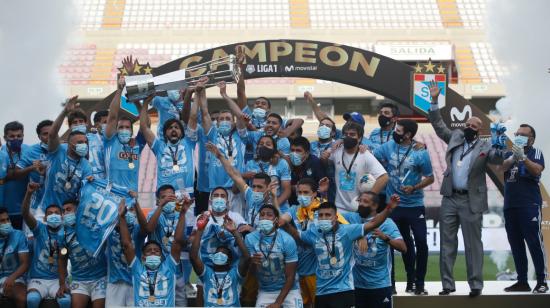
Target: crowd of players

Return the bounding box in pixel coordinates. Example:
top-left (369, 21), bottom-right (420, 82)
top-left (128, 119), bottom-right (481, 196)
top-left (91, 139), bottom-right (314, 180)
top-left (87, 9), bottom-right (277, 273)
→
top-left (0, 51), bottom-right (546, 308)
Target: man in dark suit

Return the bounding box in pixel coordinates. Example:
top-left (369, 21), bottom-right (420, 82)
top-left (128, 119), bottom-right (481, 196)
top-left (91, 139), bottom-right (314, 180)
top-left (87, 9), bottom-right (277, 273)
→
top-left (427, 81), bottom-right (503, 297)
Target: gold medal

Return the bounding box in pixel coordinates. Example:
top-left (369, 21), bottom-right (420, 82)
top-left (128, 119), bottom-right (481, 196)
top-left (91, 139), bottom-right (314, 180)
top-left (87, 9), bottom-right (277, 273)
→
top-left (217, 297), bottom-right (223, 305)
top-left (148, 295), bottom-right (155, 302)
top-left (64, 182), bottom-right (72, 190)
top-left (172, 164), bottom-right (180, 172)
top-left (60, 248), bottom-right (68, 256)
top-left (330, 256), bottom-right (337, 265)
top-left (128, 162), bottom-right (135, 169)
top-left (262, 260), bottom-right (269, 268)
top-left (48, 256), bottom-right (54, 264)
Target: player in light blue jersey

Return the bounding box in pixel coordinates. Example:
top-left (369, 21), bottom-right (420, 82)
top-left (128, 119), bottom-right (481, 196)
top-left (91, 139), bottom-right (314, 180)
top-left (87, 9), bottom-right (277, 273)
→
top-left (344, 192), bottom-right (406, 308)
top-left (282, 197), bottom-right (399, 308)
top-left (0, 207), bottom-right (29, 308)
top-left (104, 76), bottom-right (144, 192)
top-left (244, 135), bottom-right (292, 213)
top-left (191, 211), bottom-right (250, 307)
top-left (373, 119), bottom-right (434, 295)
top-left (245, 113), bottom-right (293, 156)
top-left (119, 190), bottom-right (190, 307)
top-left (152, 88), bottom-right (194, 139)
top-left (58, 199), bottom-right (107, 308)
top-left (22, 183), bottom-right (70, 308)
top-left (245, 204), bottom-right (302, 308)
top-left (367, 103), bottom-right (399, 152)
top-left (0, 151), bottom-right (6, 207)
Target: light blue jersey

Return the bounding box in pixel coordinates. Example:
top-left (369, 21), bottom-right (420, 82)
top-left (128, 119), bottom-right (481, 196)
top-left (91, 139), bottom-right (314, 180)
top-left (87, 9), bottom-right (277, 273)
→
top-left (64, 225), bottom-right (107, 281)
top-left (0, 229), bottom-right (29, 279)
top-left (104, 134), bottom-right (143, 192)
top-left (244, 187), bottom-right (263, 227)
top-left (107, 222), bottom-right (145, 284)
top-left (245, 130), bottom-right (290, 156)
top-left (199, 218), bottom-right (241, 268)
top-left (196, 126), bottom-right (210, 192)
top-left (147, 211), bottom-right (185, 259)
top-left (1, 145), bottom-right (30, 215)
top-left (245, 229), bottom-right (299, 292)
top-left (16, 143), bottom-right (49, 210)
top-left (205, 126), bottom-right (246, 190)
top-left (373, 140), bottom-right (433, 207)
top-left (345, 213), bottom-right (402, 289)
top-left (300, 223), bottom-right (364, 296)
top-left (41, 145), bottom-right (92, 209)
top-left (310, 140), bottom-right (334, 158)
top-left (152, 96), bottom-right (184, 140)
top-left (87, 132), bottom-right (106, 179)
top-left (151, 131), bottom-right (197, 195)
top-left (288, 206), bottom-right (318, 277)
top-left (130, 255), bottom-right (178, 307)
top-left (29, 222), bottom-right (65, 280)
top-left (200, 266), bottom-right (243, 307)
top-left (367, 127), bottom-right (393, 152)
top-left (245, 159), bottom-right (291, 212)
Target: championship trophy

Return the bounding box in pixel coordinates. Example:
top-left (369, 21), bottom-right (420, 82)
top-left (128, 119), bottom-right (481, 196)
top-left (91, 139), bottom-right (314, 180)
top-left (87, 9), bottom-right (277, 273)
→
top-left (123, 54), bottom-right (241, 101)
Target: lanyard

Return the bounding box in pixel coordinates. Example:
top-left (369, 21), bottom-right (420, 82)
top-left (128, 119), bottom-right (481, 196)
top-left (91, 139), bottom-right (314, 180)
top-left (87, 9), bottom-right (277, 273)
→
top-left (0, 235), bottom-right (10, 267)
top-left (259, 231), bottom-right (278, 262)
top-left (47, 230), bottom-right (58, 259)
top-left (214, 272), bottom-right (230, 300)
top-left (341, 148), bottom-right (360, 177)
top-left (122, 144), bottom-right (134, 164)
top-left (323, 231), bottom-right (336, 258)
top-left (219, 132), bottom-right (234, 157)
top-left (168, 144), bottom-right (179, 166)
top-left (146, 270), bottom-right (158, 297)
top-left (66, 159), bottom-right (81, 185)
top-left (64, 231), bottom-right (76, 252)
top-left (396, 143), bottom-right (414, 176)
top-left (7, 150), bottom-right (20, 169)
top-left (460, 140), bottom-right (478, 161)
top-left (379, 128), bottom-right (392, 144)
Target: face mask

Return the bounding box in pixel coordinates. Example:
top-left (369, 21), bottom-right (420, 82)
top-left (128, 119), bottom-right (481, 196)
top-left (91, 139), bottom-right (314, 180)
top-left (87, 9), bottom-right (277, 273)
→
top-left (317, 219), bottom-right (333, 233)
top-left (63, 213), bottom-right (76, 226)
top-left (317, 125), bottom-right (332, 140)
top-left (257, 219), bottom-right (274, 234)
top-left (118, 129), bottom-right (132, 144)
top-left (163, 201), bottom-right (176, 214)
top-left (514, 135), bottom-right (528, 148)
top-left (72, 124), bottom-right (87, 134)
top-left (463, 127), bottom-right (478, 143)
top-left (167, 90), bottom-right (181, 102)
top-left (100, 124), bottom-right (107, 134)
top-left (289, 152), bottom-right (303, 166)
top-left (218, 121), bottom-right (232, 136)
top-left (378, 115), bottom-right (392, 127)
top-left (125, 211), bottom-right (137, 225)
top-left (258, 146), bottom-right (274, 161)
top-left (144, 255), bottom-right (162, 270)
top-left (211, 252), bottom-right (229, 266)
top-left (75, 143), bottom-right (88, 157)
top-left (211, 198), bottom-right (227, 213)
top-left (252, 191), bottom-right (264, 204)
top-left (7, 139), bottom-right (23, 152)
top-left (0, 223), bottom-right (13, 236)
top-left (343, 136), bottom-right (358, 149)
top-left (252, 108), bottom-right (267, 119)
top-left (392, 131), bottom-right (405, 144)
top-left (358, 206), bottom-right (371, 219)
top-left (297, 195), bottom-right (312, 207)
top-left (47, 214), bottom-right (62, 228)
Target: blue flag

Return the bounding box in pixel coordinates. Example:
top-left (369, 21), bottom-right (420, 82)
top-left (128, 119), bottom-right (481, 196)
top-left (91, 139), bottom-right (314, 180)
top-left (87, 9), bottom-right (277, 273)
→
top-left (77, 178), bottom-right (130, 257)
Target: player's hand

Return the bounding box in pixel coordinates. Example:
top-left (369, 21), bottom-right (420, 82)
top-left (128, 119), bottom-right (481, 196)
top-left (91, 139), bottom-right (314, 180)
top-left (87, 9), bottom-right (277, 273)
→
top-left (388, 194), bottom-right (400, 209)
top-left (64, 95), bottom-right (79, 114)
top-left (318, 177), bottom-right (330, 193)
top-left (117, 75), bottom-right (126, 90)
top-left (56, 283), bottom-right (70, 298)
top-left (235, 45), bottom-right (245, 65)
top-left (304, 91), bottom-right (313, 101)
top-left (320, 149), bottom-right (331, 161)
top-left (429, 80), bottom-right (441, 99)
top-left (122, 56), bottom-right (135, 75)
top-left (331, 139), bottom-right (343, 151)
top-left (266, 303), bottom-right (282, 308)
top-left (372, 229), bottom-right (389, 242)
top-left (358, 144), bottom-right (370, 154)
top-left (159, 194), bottom-right (177, 207)
top-left (223, 215), bottom-right (237, 234)
top-left (237, 224), bottom-right (253, 234)
top-left (357, 238), bottom-right (368, 253)
top-left (3, 276), bottom-right (15, 294)
top-left (27, 182), bottom-right (40, 193)
top-left (251, 252), bottom-right (263, 266)
top-left (118, 199), bottom-right (127, 218)
top-left (413, 142), bottom-right (426, 150)
top-left (400, 186), bottom-right (415, 194)
top-left (216, 81), bottom-right (227, 96)
top-left (196, 212), bottom-right (210, 231)
top-left (205, 142), bottom-right (222, 159)
top-left (193, 76), bottom-right (209, 92)
top-left (180, 197), bottom-right (194, 213)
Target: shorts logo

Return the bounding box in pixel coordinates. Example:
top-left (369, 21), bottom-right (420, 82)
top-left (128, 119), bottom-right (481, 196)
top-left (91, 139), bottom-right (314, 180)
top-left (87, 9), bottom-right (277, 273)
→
top-left (71, 283), bottom-right (79, 290)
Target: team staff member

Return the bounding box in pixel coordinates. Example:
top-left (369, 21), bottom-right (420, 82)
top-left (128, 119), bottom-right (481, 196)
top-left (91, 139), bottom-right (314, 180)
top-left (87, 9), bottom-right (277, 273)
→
top-left (288, 137), bottom-right (325, 206)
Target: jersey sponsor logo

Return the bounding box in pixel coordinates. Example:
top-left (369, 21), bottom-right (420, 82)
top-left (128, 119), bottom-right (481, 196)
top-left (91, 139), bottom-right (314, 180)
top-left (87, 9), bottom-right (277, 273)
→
top-left (118, 152), bottom-right (139, 161)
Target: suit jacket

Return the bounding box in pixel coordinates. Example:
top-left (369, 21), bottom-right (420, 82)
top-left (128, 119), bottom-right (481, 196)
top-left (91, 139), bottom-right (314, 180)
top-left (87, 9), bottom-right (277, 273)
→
top-left (428, 108), bottom-right (503, 213)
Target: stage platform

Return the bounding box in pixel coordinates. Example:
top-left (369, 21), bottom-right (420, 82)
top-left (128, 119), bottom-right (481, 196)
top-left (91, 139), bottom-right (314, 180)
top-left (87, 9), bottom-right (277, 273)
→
top-left (394, 281), bottom-right (549, 308)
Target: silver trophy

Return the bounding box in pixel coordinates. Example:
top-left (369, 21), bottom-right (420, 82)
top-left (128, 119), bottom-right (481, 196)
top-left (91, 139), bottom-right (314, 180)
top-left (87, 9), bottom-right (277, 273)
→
top-left (123, 54), bottom-right (240, 101)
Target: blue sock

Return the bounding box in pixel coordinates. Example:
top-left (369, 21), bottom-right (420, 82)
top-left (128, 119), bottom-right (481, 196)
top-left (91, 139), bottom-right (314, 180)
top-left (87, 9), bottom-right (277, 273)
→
top-left (56, 294), bottom-right (71, 308)
top-left (26, 291), bottom-right (42, 308)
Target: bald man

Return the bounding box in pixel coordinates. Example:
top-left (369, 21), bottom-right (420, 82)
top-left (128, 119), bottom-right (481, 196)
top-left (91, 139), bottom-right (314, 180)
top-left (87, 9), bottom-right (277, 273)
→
top-left (428, 81), bottom-right (503, 297)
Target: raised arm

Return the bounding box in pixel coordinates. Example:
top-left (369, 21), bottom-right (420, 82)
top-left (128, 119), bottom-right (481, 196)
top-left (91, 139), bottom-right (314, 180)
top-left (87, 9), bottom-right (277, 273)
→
top-left (304, 91), bottom-right (330, 122)
top-left (217, 81), bottom-right (245, 119)
top-left (49, 95), bottom-right (78, 152)
top-left (278, 118), bottom-right (305, 139)
top-left (143, 192), bottom-right (175, 234)
top-left (370, 173), bottom-right (389, 194)
top-left (56, 252), bottom-right (70, 298)
top-left (118, 199), bottom-right (136, 264)
top-left (170, 197), bottom-right (192, 261)
top-left (373, 229), bottom-right (407, 253)
top-left (134, 95), bottom-right (156, 147)
top-left (105, 75), bottom-right (125, 139)
top-left (187, 76), bottom-right (208, 131)
top-left (235, 45), bottom-right (247, 109)
top-left (129, 192), bottom-right (149, 236)
top-left (206, 143), bottom-right (248, 193)
top-left (197, 81), bottom-right (212, 133)
top-left (363, 194), bottom-right (399, 234)
top-left (427, 80), bottom-right (452, 144)
top-left (190, 223), bottom-right (206, 276)
top-left (21, 182), bottom-right (39, 230)
top-left (180, 88), bottom-right (194, 125)
top-left (223, 215), bottom-right (250, 276)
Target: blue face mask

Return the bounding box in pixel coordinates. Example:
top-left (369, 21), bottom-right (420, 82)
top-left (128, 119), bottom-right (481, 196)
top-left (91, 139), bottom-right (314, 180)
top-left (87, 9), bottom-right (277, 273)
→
top-left (317, 125), bottom-right (332, 139)
top-left (125, 211), bottom-right (137, 225)
top-left (118, 129), bottom-right (132, 144)
top-left (257, 219), bottom-right (274, 234)
top-left (7, 139), bottom-right (23, 152)
top-left (290, 152), bottom-right (303, 166)
top-left (0, 223), bottom-right (13, 236)
top-left (514, 135), bottom-right (528, 148)
top-left (252, 108), bottom-right (267, 119)
top-left (163, 201), bottom-right (176, 214)
top-left (144, 255), bottom-right (162, 270)
top-left (72, 124), bottom-right (87, 134)
top-left (297, 195), bottom-right (312, 207)
top-left (218, 121), bottom-right (232, 136)
top-left (211, 198), bottom-right (227, 213)
top-left (63, 213), bottom-right (76, 226)
top-left (100, 124), bottom-right (107, 134)
top-left (167, 90), bottom-right (181, 102)
top-left (74, 143), bottom-right (88, 157)
top-left (252, 191), bottom-right (264, 204)
top-left (47, 214), bottom-right (63, 228)
top-left (211, 252), bottom-right (229, 266)
top-left (317, 219), bottom-right (333, 233)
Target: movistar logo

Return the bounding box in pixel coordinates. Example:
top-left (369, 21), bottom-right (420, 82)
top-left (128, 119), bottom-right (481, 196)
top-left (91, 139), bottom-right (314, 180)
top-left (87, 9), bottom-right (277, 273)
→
top-left (450, 105), bottom-right (472, 122)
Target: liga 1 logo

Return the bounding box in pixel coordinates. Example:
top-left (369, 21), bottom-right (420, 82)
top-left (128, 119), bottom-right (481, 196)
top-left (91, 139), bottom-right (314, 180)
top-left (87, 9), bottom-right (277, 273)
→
top-left (412, 59), bottom-right (447, 114)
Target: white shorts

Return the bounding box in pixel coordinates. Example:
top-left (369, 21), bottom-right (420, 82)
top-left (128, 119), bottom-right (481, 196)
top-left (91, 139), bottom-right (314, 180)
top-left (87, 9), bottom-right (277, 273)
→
top-left (28, 279), bottom-right (60, 299)
top-left (175, 275), bottom-right (187, 307)
top-left (256, 289), bottom-right (303, 308)
top-left (0, 276), bottom-right (25, 295)
top-left (105, 281), bottom-right (133, 307)
top-left (70, 277), bottom-right (107, 301)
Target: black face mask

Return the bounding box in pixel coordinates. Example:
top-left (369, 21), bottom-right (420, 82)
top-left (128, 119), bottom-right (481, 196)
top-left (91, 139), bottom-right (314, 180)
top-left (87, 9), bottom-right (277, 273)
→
top-left (392, 131), bottom-right (405, 144)
top-left (378, 115), bottom-right (392, 128)
top-left (343, 136), bottom-right (358, 149)
top-left (358, 206), bottom-right (371, 218)
top-left (258, 146), bottom-right (274, 161)
top-left (463, 127), bottom-right (478, 143)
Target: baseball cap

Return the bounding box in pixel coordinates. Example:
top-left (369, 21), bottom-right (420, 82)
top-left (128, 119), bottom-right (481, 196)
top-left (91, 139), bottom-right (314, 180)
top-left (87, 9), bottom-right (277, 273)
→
top-left (343, 112), bottom-right (365, 127)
